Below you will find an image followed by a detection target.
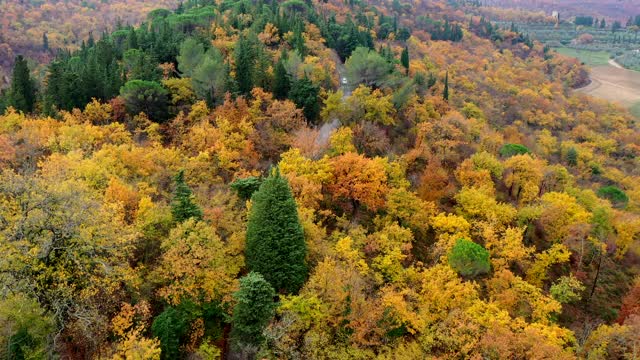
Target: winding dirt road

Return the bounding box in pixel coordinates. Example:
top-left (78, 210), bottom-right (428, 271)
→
top-left (607, 59), bottom-right (624, 70)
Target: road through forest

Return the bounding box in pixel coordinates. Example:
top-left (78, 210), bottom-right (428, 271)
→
top-left (315, 50), bottom-right (350, 148)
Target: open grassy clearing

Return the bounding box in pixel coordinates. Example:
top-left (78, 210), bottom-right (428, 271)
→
top-left (554, 47), bottom-right (612, 67)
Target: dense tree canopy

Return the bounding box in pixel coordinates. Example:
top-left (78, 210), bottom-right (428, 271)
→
top-left (346, 47), bottom-right (394, 88)
top-left (1, 0), bottom-right (640, 358)
top-left (120, 80), bottom-right (169, 122)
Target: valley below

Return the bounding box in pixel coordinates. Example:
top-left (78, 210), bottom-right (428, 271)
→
top-left (577, 62), bottom-right (640, 106)
top-left (575, 60), bottom-right (640, 116)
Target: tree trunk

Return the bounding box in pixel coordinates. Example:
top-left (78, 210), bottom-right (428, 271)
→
top-left (587, 252), bottom-right (603, 303)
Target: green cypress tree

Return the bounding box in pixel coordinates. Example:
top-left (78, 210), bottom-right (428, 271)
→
top-left (127, 27), bottom-right (138, 49)
top-left (82, 53), bottom-right (101, 102)
top-left (105, 59), bottom-right (123, 100)
top-left (230, 272), bottom-right (276, 347)
top-left (566, 147), bottom-right (578, 167)
top-left (246, 168), bottom-right (307, 293)
top-left (234, 35), bottom-right (255, 95)
top-left (400, 46), bottom-right (409, 75)
top-left (273, 51), bottom-right (290, 99)
top-left (0, 90), bottom-right (7, 113)
top-left (43, 60), bottom-right (64, 114)
top-left (8, 56), bottom-right (36, 113)
top-left (42, 32), bottom-right (49, 51)
top-left (443, 70), bottom-right (449, 101)
top-left (292, 24), bottom-right (307, 56)
top-left (253, 45), bottom-right (273, 92)
top-left (223, 59), bottom-right (237, 95)
top-left (171, 170), bottom-right (203, 223)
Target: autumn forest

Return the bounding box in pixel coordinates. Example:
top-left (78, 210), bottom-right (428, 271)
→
top-left (0, 0), bottom-right (639, 359)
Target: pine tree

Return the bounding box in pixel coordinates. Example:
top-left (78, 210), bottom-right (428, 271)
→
top-left (427, 72), bottom-right (437, 89)
top-left (105, 59), bottom-right (123, 100)
top-left (273, 50), bottom-right (291, 99)
top-left (87, 32), bottom-right (95, 48)
top-left (176, 1), bottom-right (185, 14)
top-left (566, 147), bottom-right (578, 167)
top-left (400, 46), bottom-right (409, 75)
top-left (230, 176), bottom-right (263, 200)
top-left (230, 272), bottom-right (276, 347)
top-left (127, 27), bottom-right (138, 49)
top-left (234, 35), bottom-right (255, 95)
top-left (8, 55), bottom-right (36, 113)
top-left (151, 307), bottom-right (190, 360)
top-left (82, 53), bottom-right (101, 102)
top-left (0, 89), bottom-right (7, 113)
top-left (44, 60), bottom-right (64, 114)
top-left (289, 76), bottom-right (320, 123)
top-left (120, 80), bottom-right (169, 122)
top-left (171, 170), bottom-right (203, 223)
top-left (292, 24), bottom-right (307, 56)
top-left (223, 60), bottom-right (237, 95)
top-left (443, 70), bottom-right (449, 101)
top-left (384, 44), bottom-right (394, 62)
top-left (253, 45), bottom-right (273, 91)
top-left (245, 168), bottom-right (307, 293)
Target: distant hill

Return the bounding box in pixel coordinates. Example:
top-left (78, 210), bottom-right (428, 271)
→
top-left (483, 0), bottom-right (640, 22)
top-left (0, 0), bottom-right (179, 87)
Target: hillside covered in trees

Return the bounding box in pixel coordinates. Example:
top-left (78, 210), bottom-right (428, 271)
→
top-left (0, 0), bottom-right (179, 87)
top-left (1, 0), bottom-right (640, 359)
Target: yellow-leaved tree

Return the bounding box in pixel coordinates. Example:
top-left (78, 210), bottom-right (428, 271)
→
top-left (156, 218), bottom-right (242, 305)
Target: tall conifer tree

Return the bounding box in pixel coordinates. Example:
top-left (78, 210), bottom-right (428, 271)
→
top-left (245, 168), bottom-right (307, 293)
top-left (230, 272), bottom-right (276, 347)
top-left (443, 71), bottom-right (449, 101)
top-left (273, 50), bottom-right (290, 99)
top-left (234, 35), bottom-right (255, 95)
top-left (401, 46), bottom-right (409, 75)
top-left (8, 56), bottom-right (36, 113)
top-left (289, 76), bottom-right (320, 123)
top-left (171, 170), bottom-right (203, 223)
top-left (42, 32), bottom-right (49, 51)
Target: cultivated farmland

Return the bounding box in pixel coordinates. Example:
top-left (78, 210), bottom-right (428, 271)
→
top-left (576, 62), bottom-right (640, 111)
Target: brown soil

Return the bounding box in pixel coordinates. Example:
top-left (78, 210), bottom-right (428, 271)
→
top-left (576, 64), bottom-right (640, 107)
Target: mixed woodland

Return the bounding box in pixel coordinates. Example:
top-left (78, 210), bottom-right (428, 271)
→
top-left (0, 0), bottom-right (640, 359)
top-left (0, 0), bottom-right (180, 87)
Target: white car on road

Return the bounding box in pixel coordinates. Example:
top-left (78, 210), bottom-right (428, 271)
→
top-left (341, 77), bottom-right (348, 85)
